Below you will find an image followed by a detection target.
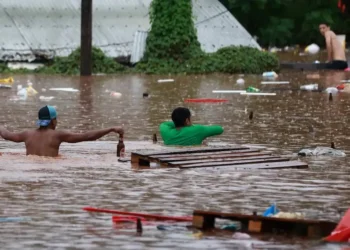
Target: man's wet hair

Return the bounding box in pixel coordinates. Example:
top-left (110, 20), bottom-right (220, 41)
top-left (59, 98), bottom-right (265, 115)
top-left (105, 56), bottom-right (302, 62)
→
top-left (171, 107), bottom-right (191, 127)
top-left (320, 22), bottom-right (330, 27)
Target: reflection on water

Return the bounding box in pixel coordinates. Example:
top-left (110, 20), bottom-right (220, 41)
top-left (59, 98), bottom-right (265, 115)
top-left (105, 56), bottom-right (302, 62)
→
top-left (0, 71), bottom-right (350, 249)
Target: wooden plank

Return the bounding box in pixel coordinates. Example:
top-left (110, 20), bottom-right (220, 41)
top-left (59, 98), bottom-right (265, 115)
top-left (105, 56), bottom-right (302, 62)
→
top-left (131, 146), bottom-right (249, 157)
top-left (193, 210), bottom-right (337, 237)
top-left (177, 157), bottom-right (289, 169)
top-left (166, 155), bottom-right (277, 166)
top-left (156, 151), bottom-right (273, 163)
top-left (194, 161), bottom-right (308, 170)
top-left (152, 149), bottom-right (261, 160)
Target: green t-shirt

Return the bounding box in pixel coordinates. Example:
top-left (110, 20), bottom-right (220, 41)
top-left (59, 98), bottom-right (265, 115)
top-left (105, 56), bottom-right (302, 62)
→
top-left (159, 121), bottom-right (224, 146)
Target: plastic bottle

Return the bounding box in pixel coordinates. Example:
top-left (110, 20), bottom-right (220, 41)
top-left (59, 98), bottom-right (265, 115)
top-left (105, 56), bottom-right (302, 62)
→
top-left (246, 86), bottom-right (260, 93)
top-left (300, 84), bottom-right (318, 91)
top-left (117, 135), bottom-right (125, 157)
top-left (262, 71), bottom-right (278, 78)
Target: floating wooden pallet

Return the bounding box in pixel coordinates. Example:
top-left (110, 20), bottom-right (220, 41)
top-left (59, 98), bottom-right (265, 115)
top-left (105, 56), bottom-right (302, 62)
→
top-left (130, 146), bottom-right (308, 169)
top-left (192, 210), bottom-right (337, 238)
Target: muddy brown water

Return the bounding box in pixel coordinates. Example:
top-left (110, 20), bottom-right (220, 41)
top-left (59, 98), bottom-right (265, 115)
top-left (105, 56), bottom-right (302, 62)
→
top-left (1, 69), bottom-right (350, 249)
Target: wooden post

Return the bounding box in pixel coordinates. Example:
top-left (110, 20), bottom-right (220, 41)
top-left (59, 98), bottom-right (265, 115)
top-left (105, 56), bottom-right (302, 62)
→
top-left (80, 0), bottom-right (93, 76)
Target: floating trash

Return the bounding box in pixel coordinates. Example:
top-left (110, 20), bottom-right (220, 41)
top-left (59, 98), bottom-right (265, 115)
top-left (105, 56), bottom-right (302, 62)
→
top-left (241, 92), bottom-right (276, 96)
top-left (273, 212), bottom-right (304, 219)
top-left (157, 79), bottom-right (174, 83)
top-left (110, 92), bottom-right (122, 98)
top-left (300, 84), bottom-right (318, 91)
top-left (236, 78), bottom-right (245, 84)
top-left (212, 90), bottom-right (246, 94)
top-left (0, 84), bottom-right (12, 89)
top-left (0, 77), bottom-right (14, 84)
top-left (262, 71), bottom-right (278, 79)
top-left (39, 96), bottom-right (55, 101)
top-left (298, 147), bottom-right (346, 157)
top-left (305, 43), bottom-right (320, 55)
top-left (49, 88), bottom-right (79, 92)
top-left (232, 232), bottom-right (251, 239)
top-left (325, 87), bottom-right (338, 94)
top-left (246, 86), bottom-right (260, 93)
top-left (0, 217), bottom-right (31, 223)
top-left (261, 81), bottom-right (289, 84)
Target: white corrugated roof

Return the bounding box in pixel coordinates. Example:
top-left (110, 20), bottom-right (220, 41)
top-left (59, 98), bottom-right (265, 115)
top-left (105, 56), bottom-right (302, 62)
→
top-left (0, 0), bottom-right (259, 62)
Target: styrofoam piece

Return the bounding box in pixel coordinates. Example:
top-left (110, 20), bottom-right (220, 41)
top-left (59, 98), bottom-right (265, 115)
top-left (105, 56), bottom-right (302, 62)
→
top-left (212, 90), bottom-right (247, 94)
top-left (261, 81), bottom-right (289, 84)
top-left (341, 80), bottom-right (350, 83)
top-left (49, 88), bottom-right (79, 92)
top-left (157, 79), bottom-right (175, 83)
top-left (240, 92), bottom-right (276, 96)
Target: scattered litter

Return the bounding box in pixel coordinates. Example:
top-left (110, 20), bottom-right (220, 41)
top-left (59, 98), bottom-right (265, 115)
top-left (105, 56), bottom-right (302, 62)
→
top-left (337, 84), bottom-right (345, 90)
top-left (39, 96), bottom-right (55, 101)
top-left (0, 84), bottom-right (12, 89)
top-left (157, 79), bottom-right (174, 83)
top-left (261, 81), bottom-right (289, 84)
top-left (236, 78), bottom-right (245, 84)
top-left (184, 98), bottom-right (228, 103)
top-left (273, 212), bottom-right (304, 219)
top-left (305, 43), bottom-right (320, 54)
top-left (212, 90), bottom-right (246, 94)
top-left (110, 92), bottom-right (122, 98)
top-left (17, 85), bottom-right (28, 98)
top-left (42, 88), bottom-right (47, 92)
top-left (325, 87), bottom-right (338, 94)
top-left (27, 81), bottom-right (38, 96)
top-left (246, 86), bottom-right (260, 93)
top-left (262, 71), bottom-right (278, 79)
top-left (232, 232), bottom-right (251, 239)
top-left (241, 92), bottom-right (276, 96)
top-left (300, 84), bottom-right (318, 91)
top-left (314, 60), bottom-right (320, 64)
top-left (298, 147), bottom-right (346, 157)
top-left (263, 204), bottom-right (279, 217)
top-left (0, 77), bottom-right (14, 84)
top-left (49, 88), bottom-right (79, 92)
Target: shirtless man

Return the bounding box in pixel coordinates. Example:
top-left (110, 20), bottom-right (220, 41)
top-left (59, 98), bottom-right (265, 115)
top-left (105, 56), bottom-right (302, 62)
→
top-left (319, 22), bottom-right (348, 70)
top-left (0, 105), bottom-right (124, 157)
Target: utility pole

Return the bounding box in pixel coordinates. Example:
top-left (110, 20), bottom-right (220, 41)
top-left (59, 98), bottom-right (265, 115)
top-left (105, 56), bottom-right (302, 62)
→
top-left (80, 0), bottom-right (92, 76)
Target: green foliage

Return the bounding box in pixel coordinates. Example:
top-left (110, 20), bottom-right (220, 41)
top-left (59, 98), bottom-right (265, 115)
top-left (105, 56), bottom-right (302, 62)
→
top-left (37, 47), bottom-right (125, 74)
top-left (221, 0), bottom-right (350, 47)
top-left (144, 0), bottom-right (203, 61)
top-left (136, 46), bottom-right (279, 74)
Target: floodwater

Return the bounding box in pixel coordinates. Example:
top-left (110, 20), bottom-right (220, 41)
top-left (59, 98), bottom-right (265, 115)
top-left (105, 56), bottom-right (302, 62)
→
top-left (1, 69), bottom-right (350, 249)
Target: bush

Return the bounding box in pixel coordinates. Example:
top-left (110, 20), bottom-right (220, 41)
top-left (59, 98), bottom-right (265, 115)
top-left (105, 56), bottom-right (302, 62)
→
top-left (136, 46), bottom-right (279, 74)
top-left (37, 47), bottom-right (125, 74)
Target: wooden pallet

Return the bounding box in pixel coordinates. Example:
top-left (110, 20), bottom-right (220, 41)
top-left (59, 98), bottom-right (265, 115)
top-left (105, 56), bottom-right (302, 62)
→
top-left (192, 210), bottom-right (337, 238)
top-left (130, 146), bottom-right (308, 169)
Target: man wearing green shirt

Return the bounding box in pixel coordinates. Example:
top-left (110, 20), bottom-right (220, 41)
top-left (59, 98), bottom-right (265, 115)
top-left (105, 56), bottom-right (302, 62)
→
top-left (159, 107), bottom-right (224, 146)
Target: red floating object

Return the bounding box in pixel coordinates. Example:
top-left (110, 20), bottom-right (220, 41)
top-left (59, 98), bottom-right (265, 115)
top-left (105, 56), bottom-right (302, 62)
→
top-left (337, 83), bottom-right (345, 90)
top-left (325, 209), bottom-right (350, 242)
top-left (184, 98), bottom-right (228, 103)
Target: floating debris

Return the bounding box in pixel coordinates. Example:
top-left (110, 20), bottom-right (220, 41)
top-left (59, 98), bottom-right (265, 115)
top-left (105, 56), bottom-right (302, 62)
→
top-left (236, 78), bottom-right (245, 84)
top-left (157, 79), bottom-right (174, 83)
top-left (49, 88), bottom-right (79, 92)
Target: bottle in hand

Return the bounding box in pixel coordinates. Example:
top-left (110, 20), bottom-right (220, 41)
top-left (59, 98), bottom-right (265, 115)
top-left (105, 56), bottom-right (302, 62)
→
top-left (117, 135), bottom-right (125, 157)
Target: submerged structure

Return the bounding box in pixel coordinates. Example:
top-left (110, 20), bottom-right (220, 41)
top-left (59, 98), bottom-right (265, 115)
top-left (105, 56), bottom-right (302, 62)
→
top-left (0, 0), bottom-right (260, 62)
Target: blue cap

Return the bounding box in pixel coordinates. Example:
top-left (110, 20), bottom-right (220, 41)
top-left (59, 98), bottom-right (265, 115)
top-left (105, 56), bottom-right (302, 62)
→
top-left (37, 105), bottom-right (57, 127)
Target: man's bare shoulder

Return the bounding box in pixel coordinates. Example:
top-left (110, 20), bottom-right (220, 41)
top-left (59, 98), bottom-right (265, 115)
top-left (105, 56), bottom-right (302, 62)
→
top-left (325, 30), bottom-right (336, 37)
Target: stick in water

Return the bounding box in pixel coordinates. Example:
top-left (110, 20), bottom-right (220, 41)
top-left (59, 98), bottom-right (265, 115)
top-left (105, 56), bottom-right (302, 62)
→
top-left (249, 111), bottom-right (254, 120)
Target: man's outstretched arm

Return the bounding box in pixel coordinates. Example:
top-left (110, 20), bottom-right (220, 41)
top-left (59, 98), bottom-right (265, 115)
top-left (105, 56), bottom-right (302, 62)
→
top-left (0, 127), bottom-right (28, 143)
top-left (58, 127), bottom-right (124, 143)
